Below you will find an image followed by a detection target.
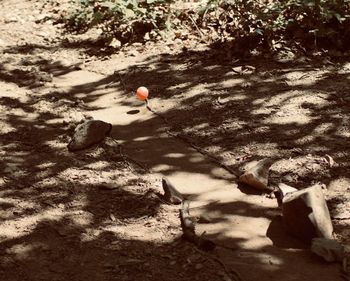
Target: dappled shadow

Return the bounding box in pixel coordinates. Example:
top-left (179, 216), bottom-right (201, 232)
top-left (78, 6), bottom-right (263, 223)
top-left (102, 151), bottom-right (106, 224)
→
top-left (61, 37), bottom-right (120, 57)
top-left (1, 39), bottom-right (349, 281)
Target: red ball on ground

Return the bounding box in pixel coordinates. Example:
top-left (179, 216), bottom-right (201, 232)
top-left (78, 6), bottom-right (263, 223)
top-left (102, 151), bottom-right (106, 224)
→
top-left (136, 86), bottom-right (149, 101)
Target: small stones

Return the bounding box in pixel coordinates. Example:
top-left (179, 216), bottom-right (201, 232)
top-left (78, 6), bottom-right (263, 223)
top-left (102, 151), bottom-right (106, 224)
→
top-left (311, 238), bottom-right (344, 262)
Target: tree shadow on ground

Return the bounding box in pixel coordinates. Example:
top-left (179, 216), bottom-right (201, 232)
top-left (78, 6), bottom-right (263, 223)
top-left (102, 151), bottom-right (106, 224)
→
top-left (0, 42), bottom-right (349, 280)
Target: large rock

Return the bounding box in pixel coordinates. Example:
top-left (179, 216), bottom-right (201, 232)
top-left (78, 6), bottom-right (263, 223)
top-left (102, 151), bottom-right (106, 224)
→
top-left (239, 158), bottom-right (275, 191)
top-left (68, 120), bottom-right (112, 151)
top-left (282, 184), bottom-right (333, 243)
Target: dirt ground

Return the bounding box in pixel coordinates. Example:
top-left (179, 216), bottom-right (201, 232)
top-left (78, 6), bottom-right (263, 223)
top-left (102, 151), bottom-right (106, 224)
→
top-left (1, 0), bottom-right (350, 281)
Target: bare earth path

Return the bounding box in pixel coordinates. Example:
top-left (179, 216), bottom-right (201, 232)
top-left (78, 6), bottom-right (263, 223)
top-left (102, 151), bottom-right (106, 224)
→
top-left (0, 1), bottom-right (349, 281)
top-left (59, 69), bottom-right (340, 281)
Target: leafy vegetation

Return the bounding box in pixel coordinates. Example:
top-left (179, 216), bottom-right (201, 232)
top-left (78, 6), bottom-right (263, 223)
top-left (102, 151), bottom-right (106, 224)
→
top-left (201, 0), bottom-right (350, 51)
top-left (64, 0), bottom-right (174, 44)
top-left (63, 0), bottom-right (350, 52)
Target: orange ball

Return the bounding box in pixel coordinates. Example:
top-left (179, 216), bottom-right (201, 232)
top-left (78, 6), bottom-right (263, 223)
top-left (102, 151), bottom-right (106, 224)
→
top-left (136, 86), bottom-right (149, 101)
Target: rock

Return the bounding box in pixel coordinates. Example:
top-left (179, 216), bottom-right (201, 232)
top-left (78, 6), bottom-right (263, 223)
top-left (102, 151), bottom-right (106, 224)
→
top-left (68, 120), bottom-right (112, 151)
top-left (110, 214), bottom-right (116, 222)
top-left (278, 183), bottom-right (298, 198)
top-left (239, 158), bottom-right (275, 191)
top-left (276, 183), bottom-right (298, 206)
top-left (132, 42), bottom-right (143, 48)
top-left (0, 38), bottom-right (8, 47)
top-left (324, 154), bottom-right (335, 167)
top-left (4, 17), bottom-right (18, 23)
top-left (37, 31), bottom-right (49, 38)
top-left (311, 238), bottom-right (344, 262)
top-left (274, 50), bottom-right (296, 63)
top-left (232, 65), bottom-right (256, 75)
top-left (35, 14), bottom-right (50, 23)
top-left (109, 38), bottom-right (121, 49)
top-left (129, 50), bottom-right (139, 57)
top-left (144, 32), bottom-right (150, 41)
top-left (282, 184), bottom-right (333, 243)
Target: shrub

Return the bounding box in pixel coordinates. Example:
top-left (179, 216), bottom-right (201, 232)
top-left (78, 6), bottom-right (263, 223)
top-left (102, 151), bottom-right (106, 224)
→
top-left (63, 0), bottom-right (350, 51)
top-left (64, 0), bottom-right (174, 44)
top-left (199, 0), bottom-right (350, 51)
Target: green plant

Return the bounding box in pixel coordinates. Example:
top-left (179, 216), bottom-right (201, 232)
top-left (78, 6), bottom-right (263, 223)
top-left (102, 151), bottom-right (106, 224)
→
top-left (63, 0), bottom-right (350, 51)
top-left (64, 0), bottom-right (174, 44)
top-left (198, 0), bottom-right (350, 51)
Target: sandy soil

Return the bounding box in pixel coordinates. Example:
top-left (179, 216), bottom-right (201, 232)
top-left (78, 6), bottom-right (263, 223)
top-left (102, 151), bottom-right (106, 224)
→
top-left (1, 1), bottom-right (350, 281)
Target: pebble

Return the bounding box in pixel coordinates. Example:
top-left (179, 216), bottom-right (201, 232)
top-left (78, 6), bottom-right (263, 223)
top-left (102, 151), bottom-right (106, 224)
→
top-left (35, 14), bottom-right (49, 23)
top-left (37, 31), bottom-right (49, 38)
top-left (132, 42), bottom-right (143, 47)
top-left (109, 38), bottom-right (121, 49)
top-left (4, 17), bottom-right (18, 23)
top-left (128, 50), bottom-right (139, 57)
top-left (110, 214), bottom-right (116, 222)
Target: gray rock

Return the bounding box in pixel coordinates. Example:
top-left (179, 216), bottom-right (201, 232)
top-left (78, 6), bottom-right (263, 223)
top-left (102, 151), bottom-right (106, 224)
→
top-left (311, 238), bottom-right (344, 262)
top-left (276, 183), bottom-right (298, 207)
top-left (278, 183), bottom-right (298, 198)
top-left (109, 38), bottom-right (121, 49)
top-left (282, 185), bottom-right (333, 243)
top-left (239, 158), bottom-right (275, 191)
top-left (68, 120), bottom-right (112, 151)
top-left (4, 17), bottom-right (18, 23)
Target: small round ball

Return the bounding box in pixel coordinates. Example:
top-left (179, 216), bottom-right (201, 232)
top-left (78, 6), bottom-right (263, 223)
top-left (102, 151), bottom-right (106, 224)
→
top-left (136, 86), bottom-right (149, 101)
